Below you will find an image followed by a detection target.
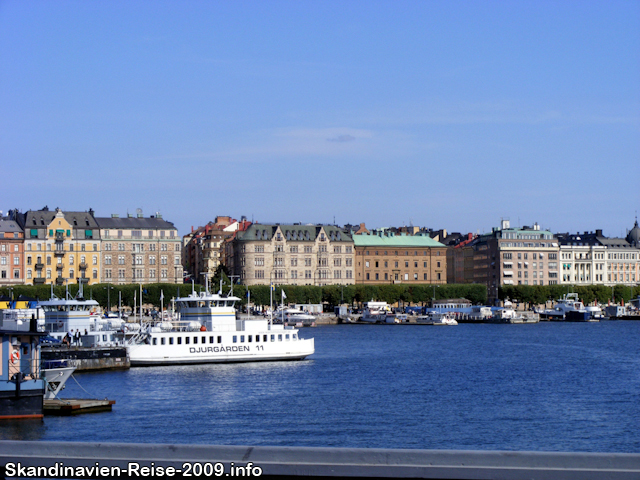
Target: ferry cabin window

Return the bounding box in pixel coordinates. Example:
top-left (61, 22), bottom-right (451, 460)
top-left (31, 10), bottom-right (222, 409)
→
top-left (233, 336), bottom-right (237, 343)
top-left (169, 337), bottom-right (174, 345)
top-left (270, 334), bottom-right (275, 342)
top-left (161, 337), bottom-right (165, 345)
top-left (240, 335), bottom-right (245, 342)
top-left (209, 336), bottom-right (214, 344)
top-left (293, 333), bottom-right (298, 340)
top-left (177, 337), bottom-right (182, 345)
top-left (248, 335), bottom-right (252, 342)
top-left (285, 334), bottom-right (290, 341)
top-left (278, 334), bottom-right (282, 341)
top-left (263, 335), bottom-right (268, 342)
top-left (217, 336), bottom-right (222, 343)
top-left (153, 338), bottom-right (157, 345)
top-left (202, 336), bottom-right (206, 344)
top-left (255, 335), bottom-right (259, 343)
top-left (185, 337), bottom-right (190, 345)
top-left (193, 337), bottom-right (197, 344)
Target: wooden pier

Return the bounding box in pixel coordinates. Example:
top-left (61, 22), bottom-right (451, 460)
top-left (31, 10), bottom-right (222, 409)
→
top-left (43, 398), bottom-right (115, 416)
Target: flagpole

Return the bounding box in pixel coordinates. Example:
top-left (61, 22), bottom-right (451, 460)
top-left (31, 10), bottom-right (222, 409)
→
top-left (281, 289), bottom-right (285, 324)
top-left (269, 283), bottom-right (273, 327)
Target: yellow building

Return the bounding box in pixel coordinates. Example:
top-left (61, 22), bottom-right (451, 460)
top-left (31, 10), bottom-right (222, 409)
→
top-left (21, 207), bottom-right (101, 285)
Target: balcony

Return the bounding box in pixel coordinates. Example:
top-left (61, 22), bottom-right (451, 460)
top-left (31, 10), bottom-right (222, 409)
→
top-left (35, 263), bottom-right (44, 270)
top-left (33, 278), bottom-right (46, 284)
top-left (79, 263), bottom-right (88, 270)
top-left (55, 277), bottom-right (65, 285)
top-left (56, 264), bottom-right (64, 271)
top-left (54, 250), bottom-right (65, 257)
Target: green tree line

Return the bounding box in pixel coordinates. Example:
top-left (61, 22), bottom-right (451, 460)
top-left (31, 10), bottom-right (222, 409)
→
top-left (499, 284), bottom-right (640, 308)
top-left (0, 283), bottom-right (487, 311)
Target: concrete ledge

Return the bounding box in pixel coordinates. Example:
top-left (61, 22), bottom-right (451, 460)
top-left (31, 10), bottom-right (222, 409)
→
top-left (1, 441), bottom-right (639, 479)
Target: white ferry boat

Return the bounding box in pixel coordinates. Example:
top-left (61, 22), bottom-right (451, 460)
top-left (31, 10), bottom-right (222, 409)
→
top-left (126, 284), bottom-right (315, 366)
top-left (39, 285), bottom-right (136, 346)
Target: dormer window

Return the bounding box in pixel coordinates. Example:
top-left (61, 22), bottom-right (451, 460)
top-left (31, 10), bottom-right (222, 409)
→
top-left (74, 219), bottom-right (78, 226)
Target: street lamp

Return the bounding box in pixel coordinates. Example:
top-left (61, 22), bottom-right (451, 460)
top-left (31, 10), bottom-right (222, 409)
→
top-left (103, 286), bottom-right (114, 313)
top-left (432, 284), bottom-right (439, 305)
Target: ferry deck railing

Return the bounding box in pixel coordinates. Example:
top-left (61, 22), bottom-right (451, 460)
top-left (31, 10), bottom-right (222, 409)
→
top-left (1, 441), bottom-right (639, 479)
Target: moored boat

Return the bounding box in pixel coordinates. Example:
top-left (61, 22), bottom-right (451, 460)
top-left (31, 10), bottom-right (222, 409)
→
top-left (0, 314), bottom-right (46, 419)
top-left (361, 301), bottom-right (392, 323)
top-left (126, 281), bottom-right (314, 366)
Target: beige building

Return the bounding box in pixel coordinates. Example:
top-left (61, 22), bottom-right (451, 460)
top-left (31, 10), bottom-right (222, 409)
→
top-left (96, 212), bottom-right (182, 285)
top-left (453, 220), bottom-right (559, 301)
top-left (231, 224), bottom-right (355, 286)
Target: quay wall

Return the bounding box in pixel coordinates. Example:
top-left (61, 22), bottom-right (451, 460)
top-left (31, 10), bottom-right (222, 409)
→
top-left (1, 441), bottom-right (639, 479)
top-left (42, 347), bottom-right (130, 371)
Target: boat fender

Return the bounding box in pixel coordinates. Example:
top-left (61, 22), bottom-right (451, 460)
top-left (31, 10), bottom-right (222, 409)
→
top-left (200, 325), bottom-right (206, 332)
top-left (11, 350), bottom-right (20, 364)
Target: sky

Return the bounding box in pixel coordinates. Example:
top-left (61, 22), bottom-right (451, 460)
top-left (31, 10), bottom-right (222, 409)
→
top-left (1, 0), bottom-right (639, 238)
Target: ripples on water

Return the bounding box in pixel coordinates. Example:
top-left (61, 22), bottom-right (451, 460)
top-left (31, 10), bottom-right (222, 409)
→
top-left (2, 322), bottom-right (639, 452)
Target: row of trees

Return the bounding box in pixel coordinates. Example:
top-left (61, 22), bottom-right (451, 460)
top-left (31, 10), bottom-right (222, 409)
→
top-left (0, 282), bottom-right (487, 312)
top-left (499, 284), bottom-right (640, 308)
top-left (4, 282), bottom-right (638, 312)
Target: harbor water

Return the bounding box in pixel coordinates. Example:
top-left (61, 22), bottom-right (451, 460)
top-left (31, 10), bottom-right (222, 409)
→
top-left (1, 321), bottom-right (639, 453)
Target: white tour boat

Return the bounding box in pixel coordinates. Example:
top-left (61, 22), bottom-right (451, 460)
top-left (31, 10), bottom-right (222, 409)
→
top-left (126, 283), bottom-right (315, 366)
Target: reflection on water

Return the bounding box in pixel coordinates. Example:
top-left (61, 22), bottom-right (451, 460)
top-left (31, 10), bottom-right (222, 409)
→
top-left (0, 418), bottom-right (46, 441)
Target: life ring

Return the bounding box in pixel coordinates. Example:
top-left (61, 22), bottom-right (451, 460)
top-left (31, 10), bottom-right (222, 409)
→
top-left (10, 350), bottom-right (20, 364)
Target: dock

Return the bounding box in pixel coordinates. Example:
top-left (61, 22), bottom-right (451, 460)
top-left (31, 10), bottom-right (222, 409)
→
top-left (43, 398), bottom-right (115, 415)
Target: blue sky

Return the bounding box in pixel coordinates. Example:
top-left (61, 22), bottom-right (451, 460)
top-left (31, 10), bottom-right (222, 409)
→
top-left (1, 1), bottom-right (638, 237)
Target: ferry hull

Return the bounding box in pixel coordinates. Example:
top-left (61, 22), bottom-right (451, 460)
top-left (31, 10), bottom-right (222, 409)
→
top-left (0, 386), bottom-right (45, 419)
top-left (128, 339), bottom-right (315, 367)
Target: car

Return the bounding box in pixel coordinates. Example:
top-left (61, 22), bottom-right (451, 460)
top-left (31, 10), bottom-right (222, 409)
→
top-left (41, 335), bottom-right (61, 346)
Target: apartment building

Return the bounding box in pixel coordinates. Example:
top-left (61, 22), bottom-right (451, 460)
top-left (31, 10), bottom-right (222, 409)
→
top-left (0, 213), bottom-right (24, 286)
top-left (353, 232), bottom-right (447, 285)
top-left (183, 216), bottom-right (251, 283)
top-left (454, 220), bottom-right (559, 301)
top-left (557, 220), bottom-right (640, 286)
top-left (231, 224), bottom-right (355, 286)
top-left (19, 207), bottom-right (101, 285)
top-left (96, 212), bottom-right (182, 285)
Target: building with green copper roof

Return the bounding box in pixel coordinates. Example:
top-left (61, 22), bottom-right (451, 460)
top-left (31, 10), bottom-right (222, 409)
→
top-left (352, 232), bottom-right (447, 285)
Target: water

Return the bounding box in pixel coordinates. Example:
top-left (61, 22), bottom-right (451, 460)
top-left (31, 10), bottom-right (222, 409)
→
top-left (2, 322), bottom-right (639, 452)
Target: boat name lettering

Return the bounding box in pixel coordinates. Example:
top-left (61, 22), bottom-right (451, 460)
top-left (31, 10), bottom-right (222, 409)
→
top-left (189, 346), bottom-right (250, 354)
